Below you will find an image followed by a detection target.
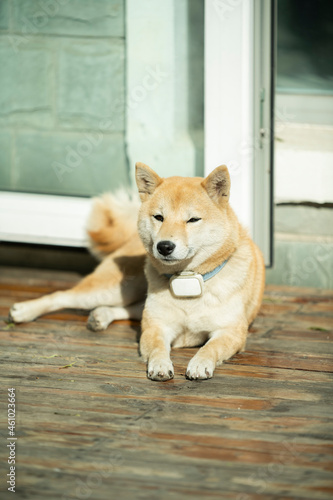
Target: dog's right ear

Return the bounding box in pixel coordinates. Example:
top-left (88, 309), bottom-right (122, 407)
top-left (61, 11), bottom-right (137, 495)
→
top-left (135, 162), bottom-right (162, 201)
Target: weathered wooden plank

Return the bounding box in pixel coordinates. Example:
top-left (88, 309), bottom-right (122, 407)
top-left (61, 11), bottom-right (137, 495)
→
top-left (264, 328), bottom-right (333, 342)
top-left (0, 265), bottom-right (81, 284)
top-left (245, 338), bottom-right (333, 356)
top-left (1, 444), bottom-right (332, 500)
top-left (0, 282), bottom-right (73, 294)
top-left (299, 302), bottom-right (333, 314)
top-left (228, 350), bottom-right (333, 373)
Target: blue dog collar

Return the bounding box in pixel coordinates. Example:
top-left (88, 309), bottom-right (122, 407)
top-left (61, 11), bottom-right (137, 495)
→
top-left (200, 259), bottom-right (229, 282)
top-left (164, 259), bottom-right (228, 282)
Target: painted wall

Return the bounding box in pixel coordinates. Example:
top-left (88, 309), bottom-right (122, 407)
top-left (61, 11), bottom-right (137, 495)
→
top-left (0, 0), bottom-right (127, 196)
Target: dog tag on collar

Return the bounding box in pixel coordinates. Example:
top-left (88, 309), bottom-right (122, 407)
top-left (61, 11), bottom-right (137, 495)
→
top-left (169, 271), bottom-right (204, 298)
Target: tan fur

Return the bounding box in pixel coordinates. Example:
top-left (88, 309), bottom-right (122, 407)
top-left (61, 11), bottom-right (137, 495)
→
top-left (9, 164), bottom-right (264, 381)
top-left (87, 190), bottom-right (141, 260)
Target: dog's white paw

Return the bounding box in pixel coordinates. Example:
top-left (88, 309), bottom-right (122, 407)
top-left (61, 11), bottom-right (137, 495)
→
top-left (87, 307), bottom-right (114, 331)
top-left (9, 302), bottom-right (37, 324)
top-left (147, 358), bottom-right (174, 382)
top-left (186, 356), bottom-right (215, 380)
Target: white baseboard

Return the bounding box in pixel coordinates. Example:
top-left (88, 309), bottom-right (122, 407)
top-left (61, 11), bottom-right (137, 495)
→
top-left (0, 192), bottom-right (92, 247)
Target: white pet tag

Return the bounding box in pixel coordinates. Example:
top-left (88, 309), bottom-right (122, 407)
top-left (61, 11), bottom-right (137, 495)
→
top-left (169, 271), bottom-right (204, 298)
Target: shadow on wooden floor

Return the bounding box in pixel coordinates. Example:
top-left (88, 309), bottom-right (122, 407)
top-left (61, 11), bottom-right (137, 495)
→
top-left (0, 266), bottom-right (332, 499)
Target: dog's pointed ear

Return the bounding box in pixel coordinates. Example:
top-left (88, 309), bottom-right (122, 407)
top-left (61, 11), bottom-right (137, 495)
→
top-left (135, 162), bottom-right (162, 201)
top-left (202, 165), bottom-right (230, 205)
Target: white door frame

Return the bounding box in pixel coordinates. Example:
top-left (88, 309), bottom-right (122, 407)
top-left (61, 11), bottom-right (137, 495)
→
top-left (205, 0), bottom-right (274, 265)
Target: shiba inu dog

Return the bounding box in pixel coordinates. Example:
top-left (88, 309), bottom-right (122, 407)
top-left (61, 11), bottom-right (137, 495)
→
top-left (136, 163), bottom-right (265, 380)
top-left (9, 163), bottom-right (265, 381)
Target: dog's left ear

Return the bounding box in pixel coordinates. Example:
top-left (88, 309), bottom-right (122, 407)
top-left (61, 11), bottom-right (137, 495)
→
top-left (135, 162), bottom-right (163, 201)
top-left (202, 165), bottom-right (230, 205)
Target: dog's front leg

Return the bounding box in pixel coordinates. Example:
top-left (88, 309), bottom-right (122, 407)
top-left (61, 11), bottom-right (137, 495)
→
top-left (186, 323), bottom-right (248, 380)
top-left (140, 322), bottom-right (174, 382)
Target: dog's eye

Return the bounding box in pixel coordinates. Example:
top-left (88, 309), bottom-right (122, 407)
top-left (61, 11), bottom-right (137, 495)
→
top-left (187, 217), bottom-right (201, 223)
top-left (153, 214), bottom-right (164, 222)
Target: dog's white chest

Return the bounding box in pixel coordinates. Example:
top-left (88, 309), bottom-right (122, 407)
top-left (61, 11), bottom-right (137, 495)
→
top-left (172, 285), bottom-right (223, 327)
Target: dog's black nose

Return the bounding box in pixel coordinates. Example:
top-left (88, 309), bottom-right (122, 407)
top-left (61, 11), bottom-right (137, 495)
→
top-left (157, 240), bottom-right (176, 257)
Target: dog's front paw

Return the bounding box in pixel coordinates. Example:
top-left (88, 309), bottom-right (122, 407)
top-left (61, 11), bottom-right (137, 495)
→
top-left (9, 302), bottom-right (36, 324)
top-left (147, 358), bottom-right (174, 382)
top-left (186, 356), bottom-right (215, 380)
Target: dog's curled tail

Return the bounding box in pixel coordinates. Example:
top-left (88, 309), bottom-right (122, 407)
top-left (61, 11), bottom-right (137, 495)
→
top-left (86, 189), bottom-right (140, 260)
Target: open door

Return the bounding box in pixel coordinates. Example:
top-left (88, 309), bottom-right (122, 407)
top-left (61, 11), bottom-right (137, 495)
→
top-left (205, 0), bottom-right (275, 266)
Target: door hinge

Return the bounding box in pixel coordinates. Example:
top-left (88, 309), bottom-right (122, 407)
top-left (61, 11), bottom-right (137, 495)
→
top-left (259, 87), bottom-right (266, 148)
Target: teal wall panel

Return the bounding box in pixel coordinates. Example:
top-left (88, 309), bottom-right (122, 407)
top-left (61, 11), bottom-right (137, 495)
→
top-left (57, 40), bottom-right (125, 131)
top-left (0, 130), bottom-right (12, 189)
top-left (266, 239), bottom-right (333, 289)
top-left (12, 0), bottom-right (124, 37)
top-left (0, 0), bottom-right (127, 196)
top-left (0, 39), bottom-right (53, 128)
top-left (0, 0), bottom-right (10, 31)
top-left (14, 130), bottom-right (127, 196)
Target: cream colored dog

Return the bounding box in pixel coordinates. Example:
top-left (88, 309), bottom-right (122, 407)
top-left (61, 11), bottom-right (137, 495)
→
top-left (9, 163), bottom-right (265, 381)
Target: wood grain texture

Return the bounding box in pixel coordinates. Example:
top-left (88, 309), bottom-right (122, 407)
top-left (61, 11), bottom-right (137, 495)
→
top-left (0, 266), bottom-right (332, 499)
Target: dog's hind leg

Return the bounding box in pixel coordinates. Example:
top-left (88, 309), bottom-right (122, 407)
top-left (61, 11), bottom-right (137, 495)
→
top-left (87, 302), bottom-right (145, 331)
top-left (9, 285), bottom-right (120, 325)
top-left (9, 252), bottom-right (146, 328)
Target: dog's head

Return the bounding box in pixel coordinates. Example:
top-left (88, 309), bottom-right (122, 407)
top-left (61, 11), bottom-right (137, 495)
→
top-left (135, 162), bottom-right (238, 272)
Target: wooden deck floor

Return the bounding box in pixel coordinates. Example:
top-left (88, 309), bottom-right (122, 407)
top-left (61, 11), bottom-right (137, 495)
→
top-left (0, 266), bottom-right (332, 500)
